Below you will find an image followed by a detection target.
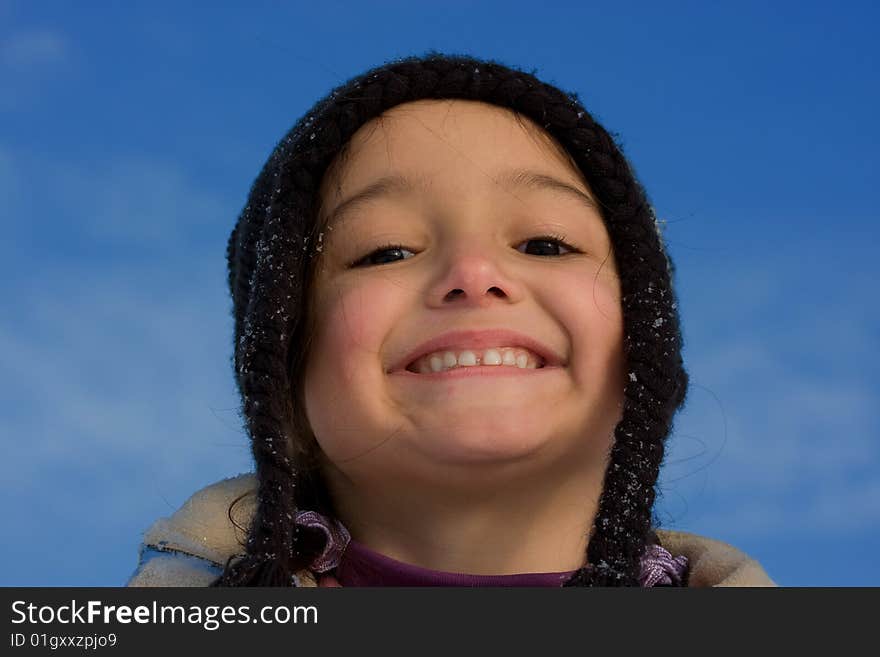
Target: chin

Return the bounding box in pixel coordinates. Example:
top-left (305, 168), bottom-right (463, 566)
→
top-left (409, 417), bottom-right (557, 466)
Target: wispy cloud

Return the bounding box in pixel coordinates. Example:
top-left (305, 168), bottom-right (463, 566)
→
top-left (0, 264), bottom-right (253, 500)
top-left (0, 28), bottom-right (72, 110)
top-left (3, 145), bottom-right (238, 260)
top-left (0, 146), bottom-right (16, 208)
top-left (0, 146), bottom-right (253, 584)
top-left (681, 342), bottom-right (876, 485)
top-left (806, 477), bottom-right (880, 533)
top-left (2, 142), bottom-right (876, 582)
top-left (657, 257), bottom-right (879, 538)
top-left (660, 476), bottom-right (880, 538)
top-left (1, 28), bottom-right (68, 70)
top-left (52, 159), bottom-right (232, 249)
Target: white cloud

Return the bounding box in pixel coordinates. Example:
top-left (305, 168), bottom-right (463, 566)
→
top-left (680, 358), bottom-right (876, 485)
top-left (0, 28), bottom-right (73, 110)
top-left (51, 159), bottom-right (232, 249)
top-left (0, 273), bottom-right (251, 486)
top-left (0, 146), bottom-right (16, 209)
top-left (662, 477), bottom-right (880, 538)
top-left (806, 477), bottom-right (880, 532)
top-left (2, 143), bottom-right (238, 258)
top-left (1, 29), bottom-right (68, 70)
top-left (0, 148), bottom-right (252, 530)
top-left (656, 257), bottom-right (880, 539)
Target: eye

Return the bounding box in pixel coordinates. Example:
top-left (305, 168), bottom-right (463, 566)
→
top-left (350, 233), bottom-right (579, 268)
top-left (517, 233), bottom-right (578, 257)
top-left (350, 243), bottom-right (415, 268)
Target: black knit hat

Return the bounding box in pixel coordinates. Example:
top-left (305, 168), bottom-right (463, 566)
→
top-left (221, 51), bottom-right (688, 586)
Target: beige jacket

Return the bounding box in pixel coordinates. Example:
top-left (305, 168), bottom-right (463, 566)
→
top-left (127, 473), bottom-right (776, 587)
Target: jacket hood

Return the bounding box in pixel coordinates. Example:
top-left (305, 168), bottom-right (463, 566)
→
top-left (128, 473), bottom-right (776, 587)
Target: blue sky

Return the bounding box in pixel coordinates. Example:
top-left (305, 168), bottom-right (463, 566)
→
top-left (1, 1), bottom-right (877, 586)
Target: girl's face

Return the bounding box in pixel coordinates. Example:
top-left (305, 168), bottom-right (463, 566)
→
top-left (304, 99), bottom-right (624, 493)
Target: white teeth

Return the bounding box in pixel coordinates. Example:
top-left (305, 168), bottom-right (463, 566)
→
top-left (409, 346), bottom-right (542, 373)
top-left (483, 348), bottom-right (502, 365)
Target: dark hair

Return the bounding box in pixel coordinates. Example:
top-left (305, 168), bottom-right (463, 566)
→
top-left (214, 51), bottom-right (688, 587)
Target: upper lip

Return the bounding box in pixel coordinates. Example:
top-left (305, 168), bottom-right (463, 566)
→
top-left (389, 328), bottom-right (565, 373)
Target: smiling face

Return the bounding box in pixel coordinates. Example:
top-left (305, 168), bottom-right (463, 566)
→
top-left (303, 99), bottom-right (625, 495)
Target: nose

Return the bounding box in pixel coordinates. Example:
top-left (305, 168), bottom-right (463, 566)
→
top-left (428, 244), bottom-right (521, 309)
top-left (444, 286), bottom-right (504, 302)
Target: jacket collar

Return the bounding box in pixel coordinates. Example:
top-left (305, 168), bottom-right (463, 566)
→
top-left (133, 473), bottom-right (775, 587)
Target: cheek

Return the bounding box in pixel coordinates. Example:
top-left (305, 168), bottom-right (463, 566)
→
top-left (592, 273), bottom-right (624, 356)
top-left (310, 278), bottom-right (406, 367)
top-left (303, 277), bottom-right (406, 430)
top-left (558, 264), bottom-right (625, 391)
top-left (592, 278), bottom-right (626, 407)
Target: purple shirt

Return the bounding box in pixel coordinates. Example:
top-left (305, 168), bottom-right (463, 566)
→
top-left (336, 539), bottom-right (576, 586)
top-left (295, 510), bottom-right (688, 587)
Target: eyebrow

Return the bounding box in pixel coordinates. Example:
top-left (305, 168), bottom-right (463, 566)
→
top-left (323, 167), bottom-right (599, 227)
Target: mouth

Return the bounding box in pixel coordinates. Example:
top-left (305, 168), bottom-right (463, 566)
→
top-left (404, 346), bottom-right (546, 374)
top-left (390, 360), bottom-right (559, 385)
top-left (390, 328), bottom-right (564, 375)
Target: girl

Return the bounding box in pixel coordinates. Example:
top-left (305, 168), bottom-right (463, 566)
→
top-left (129, 52), bottom-right (775, 587)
